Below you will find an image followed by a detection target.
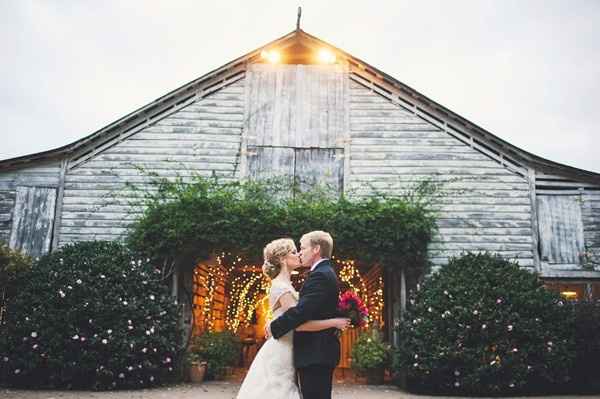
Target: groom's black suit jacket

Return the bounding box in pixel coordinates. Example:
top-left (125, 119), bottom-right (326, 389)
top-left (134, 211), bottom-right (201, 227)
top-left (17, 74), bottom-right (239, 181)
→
top-left (270, 259), bottom-right (341, 369)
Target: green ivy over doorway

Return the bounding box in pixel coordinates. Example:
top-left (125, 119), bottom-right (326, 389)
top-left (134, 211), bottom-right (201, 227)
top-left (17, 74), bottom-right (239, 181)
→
top-left (126, 175), bottom-right (439, 272)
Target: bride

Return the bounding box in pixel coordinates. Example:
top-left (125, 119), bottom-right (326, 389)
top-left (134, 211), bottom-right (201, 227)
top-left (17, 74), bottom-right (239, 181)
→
top-left (236, 238), bottom-right (349, 398)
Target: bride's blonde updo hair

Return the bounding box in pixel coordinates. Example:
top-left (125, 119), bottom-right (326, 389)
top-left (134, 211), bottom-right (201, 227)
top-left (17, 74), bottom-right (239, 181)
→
top-left (262, 238), bottom-right (296, 279)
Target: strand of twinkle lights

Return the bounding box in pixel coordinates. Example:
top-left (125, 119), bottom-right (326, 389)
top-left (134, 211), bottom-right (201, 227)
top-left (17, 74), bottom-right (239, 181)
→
top-left (335, 257), bottom-right (384, 327)
top-left (194, 253), bottom-right (384, 332)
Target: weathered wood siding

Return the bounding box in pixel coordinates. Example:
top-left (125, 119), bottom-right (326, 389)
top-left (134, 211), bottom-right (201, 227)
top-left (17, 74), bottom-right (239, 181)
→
top-left (582, 191), bottom-right (600, 267)
top-left (244, 64), bottom-right (347, 194)
top-left (58, 79), bottom-right (245, 246)
top-left (347, 80), bottom-right (534, 268)
top-left (245, 64), bottom-right (347, 148)
top-left (9, 187), bottom-right (57, 257)
top-left (0, 162), bottom-right (61, 246)
top-left (537, 195), bottom-right (585, 266)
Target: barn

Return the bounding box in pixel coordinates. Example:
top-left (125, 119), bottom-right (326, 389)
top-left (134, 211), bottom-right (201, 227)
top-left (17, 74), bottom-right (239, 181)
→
top-left (1, 28), bottom-right (599, 370)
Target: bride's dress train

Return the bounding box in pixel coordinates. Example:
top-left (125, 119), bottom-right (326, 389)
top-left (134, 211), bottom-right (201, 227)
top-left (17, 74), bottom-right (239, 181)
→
top-left (236, 280), bottom-right (300, 399)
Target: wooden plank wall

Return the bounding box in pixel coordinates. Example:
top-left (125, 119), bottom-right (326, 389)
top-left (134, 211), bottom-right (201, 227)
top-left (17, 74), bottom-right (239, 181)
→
top-left (0, 162), bottom-right (61, 246)
top-left (537, 195), bottom-right (585, 265)
top-left (347, 80), bottom-right (534, 269)
top-left (581, 191), bottom-right (600, 266)
top-left (8, 187), bottom-right (57, 257)
top-left (58, 79), bottom-right (246, 246)
top-left (245, 64), bottom-right (347, 149)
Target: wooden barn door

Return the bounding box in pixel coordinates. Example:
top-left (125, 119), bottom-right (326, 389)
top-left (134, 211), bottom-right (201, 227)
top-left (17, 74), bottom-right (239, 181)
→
top-left (537, 195), bottom-right (585, 265)
top-left (9, 186), bottom-right (57, 257)
top-left (244, 63), bottom-right (348, 195)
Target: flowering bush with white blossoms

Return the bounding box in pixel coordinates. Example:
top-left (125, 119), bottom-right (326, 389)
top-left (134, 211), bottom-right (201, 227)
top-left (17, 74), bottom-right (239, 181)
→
top-left (393, 252), bottom-right (575, 395)
top-left (0, 241), bottom-right (181, 390)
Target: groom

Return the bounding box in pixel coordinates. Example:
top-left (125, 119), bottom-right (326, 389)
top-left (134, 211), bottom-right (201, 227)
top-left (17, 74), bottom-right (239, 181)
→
top-left (266, 230), bottom-right (341, 399)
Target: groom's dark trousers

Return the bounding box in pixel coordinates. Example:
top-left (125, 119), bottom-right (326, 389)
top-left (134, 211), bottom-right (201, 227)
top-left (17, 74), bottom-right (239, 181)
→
top-left (270, 260), bottom-right (340, 399)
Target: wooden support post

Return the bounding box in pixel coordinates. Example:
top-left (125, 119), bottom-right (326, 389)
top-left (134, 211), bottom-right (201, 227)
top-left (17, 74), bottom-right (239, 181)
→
top-left (528, 168), bottom-right (541, 272)
top-left (50, 159), bottom-right (68, 251)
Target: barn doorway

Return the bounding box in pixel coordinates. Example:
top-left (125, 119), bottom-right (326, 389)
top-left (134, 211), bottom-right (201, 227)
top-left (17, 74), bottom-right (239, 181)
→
top-left (187, 252), bottom-right (385, 381)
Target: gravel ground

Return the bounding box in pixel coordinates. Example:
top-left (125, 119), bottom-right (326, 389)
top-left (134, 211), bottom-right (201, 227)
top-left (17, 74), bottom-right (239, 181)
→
top-left (2, 383), bottom-right (599, 399)
top-left (0, 383), bottom-right (402, 399)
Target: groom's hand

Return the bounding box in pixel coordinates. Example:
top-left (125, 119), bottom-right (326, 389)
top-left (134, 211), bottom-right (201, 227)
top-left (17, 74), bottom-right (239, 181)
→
top-left (264, 321), bottom-right (272, 339)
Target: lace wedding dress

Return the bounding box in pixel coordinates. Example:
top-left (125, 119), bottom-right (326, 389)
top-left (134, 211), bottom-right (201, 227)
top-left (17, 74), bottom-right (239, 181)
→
top-left (236, 280), bottom-right (300, 399)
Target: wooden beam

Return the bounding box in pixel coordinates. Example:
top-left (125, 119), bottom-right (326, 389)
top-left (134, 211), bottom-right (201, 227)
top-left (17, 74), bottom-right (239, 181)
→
top-left (528, 168), bottom-right (541, 272)
top-left (50, 159), bottom-right (68, 251)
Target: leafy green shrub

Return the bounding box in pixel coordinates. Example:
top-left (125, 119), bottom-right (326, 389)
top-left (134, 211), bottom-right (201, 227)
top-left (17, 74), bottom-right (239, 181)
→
top-left (351, 329), bottom-right (390, 373)
top-left (567, 300), bottom-right (600, 393)
top-left (0, 241), bottom-right (181, 390)
top-left (189, 331), bottom-right (240, 380)
top-left (0, 244), bottom-right (32, 323)
top-left (394, 253), bottom-right (575, 395)
top-left (126, 175), bottom-right (437, 271)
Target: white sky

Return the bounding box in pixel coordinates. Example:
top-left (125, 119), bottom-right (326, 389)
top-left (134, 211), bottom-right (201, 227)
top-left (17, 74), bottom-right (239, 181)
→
top-left (1, 0), bottom-right (599, 173)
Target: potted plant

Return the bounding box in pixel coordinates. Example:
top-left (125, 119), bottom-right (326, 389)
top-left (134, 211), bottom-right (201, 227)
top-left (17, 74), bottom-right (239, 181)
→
top-left (189, 331), bottom-right (241, 380)
top-left (184, 351), bottom-right (208, 383)
top-left (351, 329), bottom-right (390, 385)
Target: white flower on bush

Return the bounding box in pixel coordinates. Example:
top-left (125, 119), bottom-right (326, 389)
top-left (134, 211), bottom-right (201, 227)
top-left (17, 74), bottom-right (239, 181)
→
top-left (413, 362), bottom-right (418, 367)
top-left (509, 383), bottom-right (515, 388)
top-left (14, 369), bottom-right (20, 374)
top-left (3, 357), bottom-right (8, 362)
top-left (100, 274), bottom-right (106, 279)
top-left (165, 357), bottom-right (172, 363)
top-left (427, 307), bottom-right (433, 313)
top-left (80, 337), bottom-right (86, 342)
top-left (482, 324), bottom-right (487, 329)
top-left (496, 298), bottom-right (502, 304)
top-left (473, 310), bottom-right (479, 315)
top-left (58, 290), bottom-right (66, 298)
top-left (30, 332), bottom-right (37, 338)
top-left (123, 301), bottom-right (128, 306)
top-left (454, 381), bottom-right (460, 387)
top-left (118, 373), bottom-right (124, 378)
top-left (102, 339), bottom-right (108, 344)
top-left (142, 347), bottom-right (148, 353)
top-left (72, 334), bottom-right (79, 340)
top-left (128, 366), bottom-right (133, 371)
top-left (67, 285), bottom-right (73, 290)
top-left (149, 294), bottom-right (155, 300)
top-left (107, 329), bottom-right (112, 335)
top-left (547, 341), bottom-right (553, 346)
top-left (454, 370), bottom-right (460, 376)
top-left (414, 354), bottom-right (418, 359)
top-left (149, 376), bottom-right (155, 382)
top-left (443, 290), bottom-right (449, 296)
top-left (76, 279), bottom-right (82, 285)
top-left (507, 325), bottom-right (513, 331)
top-left (128, 326), bottom-right (134, 330)
top-left (32, 344), bottom-right (38, 350)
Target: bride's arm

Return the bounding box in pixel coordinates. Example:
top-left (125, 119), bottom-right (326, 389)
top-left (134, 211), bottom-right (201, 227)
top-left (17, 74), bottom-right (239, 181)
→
top-left (277, 293), bottom-right (350, 332)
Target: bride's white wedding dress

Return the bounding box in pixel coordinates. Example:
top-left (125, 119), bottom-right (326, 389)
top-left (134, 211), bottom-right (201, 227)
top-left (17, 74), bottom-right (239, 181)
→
top-left (236, 279), bottom-right (300, 399)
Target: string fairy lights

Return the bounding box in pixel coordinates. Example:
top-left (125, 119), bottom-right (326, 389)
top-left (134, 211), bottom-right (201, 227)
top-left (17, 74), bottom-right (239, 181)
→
top-left (192, 254), bottom-right (384, 334)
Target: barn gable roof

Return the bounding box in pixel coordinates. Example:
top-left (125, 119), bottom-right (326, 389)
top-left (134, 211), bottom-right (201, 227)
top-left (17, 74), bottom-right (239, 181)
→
top-left (1, 29), bottom-right (599, 184)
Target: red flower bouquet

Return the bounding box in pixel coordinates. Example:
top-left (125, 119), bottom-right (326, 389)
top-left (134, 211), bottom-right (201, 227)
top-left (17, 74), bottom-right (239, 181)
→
top-left (338, 290), bottom-right (369, 328)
